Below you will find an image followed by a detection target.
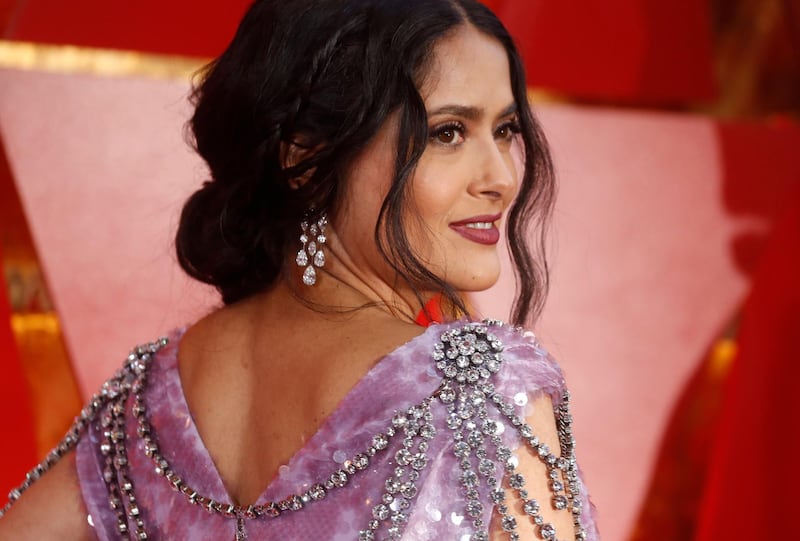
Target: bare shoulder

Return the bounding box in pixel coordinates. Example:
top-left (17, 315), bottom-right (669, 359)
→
top-left (0, 450), bottom-right (95, 541)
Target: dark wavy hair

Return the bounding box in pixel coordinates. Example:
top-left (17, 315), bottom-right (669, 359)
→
top-left (176, 0), bottom-right (555, 326)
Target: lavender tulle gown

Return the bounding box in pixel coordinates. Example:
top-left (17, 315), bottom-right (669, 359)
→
top-left (76, 320), bottom-right (599, 540)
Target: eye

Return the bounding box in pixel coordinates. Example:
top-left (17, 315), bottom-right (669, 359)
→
top-left (429, 122), bottom-right (466, 146)
top-left (495, 118), bottom-right (521, 141)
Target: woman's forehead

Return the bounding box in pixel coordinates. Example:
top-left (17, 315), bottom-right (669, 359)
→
top-left (421, 26), bottom-right (514, 114)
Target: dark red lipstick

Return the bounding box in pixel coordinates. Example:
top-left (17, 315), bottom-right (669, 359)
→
top-left (449, 214), bottom-right (501, 245)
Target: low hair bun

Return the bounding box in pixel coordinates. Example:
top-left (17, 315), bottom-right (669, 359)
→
top-left (175, 179), bottom-right (283, 305)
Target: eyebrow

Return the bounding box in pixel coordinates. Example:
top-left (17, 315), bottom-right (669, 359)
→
top-left (428, 103), bottom-right (518, 121)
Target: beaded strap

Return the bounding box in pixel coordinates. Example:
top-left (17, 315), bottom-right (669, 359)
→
top-left (0, 322), bottom-right (586, 541)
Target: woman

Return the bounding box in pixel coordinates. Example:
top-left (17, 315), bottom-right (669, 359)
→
top-left (0, 0), bottom-right (599, 539)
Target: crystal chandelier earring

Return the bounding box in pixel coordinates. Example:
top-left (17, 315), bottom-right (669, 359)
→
top-left (295, 212), bottom-right (327, 286)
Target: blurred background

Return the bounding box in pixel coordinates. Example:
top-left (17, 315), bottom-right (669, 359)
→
top-left (1, 0), bottom-right (798, 539)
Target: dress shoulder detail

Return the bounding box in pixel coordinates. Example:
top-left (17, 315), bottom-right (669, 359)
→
top-left (1, 323), bottom-right (598, 540)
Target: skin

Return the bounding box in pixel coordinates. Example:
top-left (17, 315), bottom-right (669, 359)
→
top-left (0, 25), bottom-right (573, 541)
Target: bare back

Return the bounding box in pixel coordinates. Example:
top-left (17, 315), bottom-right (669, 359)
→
top-left (177, 287), bottom-right (424, 505)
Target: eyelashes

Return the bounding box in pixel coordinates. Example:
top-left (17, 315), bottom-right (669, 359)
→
top-left (495, 119), bottom-right (521, 140)
top-left (429, 121), bottom-right (466, 146)
top-left (427, 117), bottom-right (521, 147)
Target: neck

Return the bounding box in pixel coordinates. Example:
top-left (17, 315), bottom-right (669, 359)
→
top-left (284, 232), bottom-right (434, 324)
top-left (290, 266), bottom-right (422, 325)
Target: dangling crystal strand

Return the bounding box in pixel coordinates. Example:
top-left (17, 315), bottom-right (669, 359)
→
top-left (364, 399), bottom-right (433, 539)
top-left (437, 322), bottom-right (588, 541)
top-left (101, 340), bottom-right (165, 540)
top-left (557, 391), bottom-right (587, 540)
top-left (116, 396), bottom-right (147, 538)
top-left (464, 387), bottom-right (492, 533)
top-left (103, 400), bottom-right (128, 535)
top-left (494, 393), bottom-right (554, 539)
top-left (491, 386), bottom-right (585, 541)
top-left (446, 330), bottom-right (482, 535)
top-left (434, 323), bottom-right (508, 540)
top-left (475, 385), bottom-right (522, 541)
top-left (100, 354), bottom-right (133, 533)
top-left (508, 465), bottom-right (555, 540)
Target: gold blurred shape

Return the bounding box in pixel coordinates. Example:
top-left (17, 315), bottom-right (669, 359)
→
top-left (0, 39), bottom-right (205, 80)
top-left (10, 313), bottom-right (82, 459)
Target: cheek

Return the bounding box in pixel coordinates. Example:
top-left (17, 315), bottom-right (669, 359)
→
top-left (410, 166), bottom-right (466, 226)
top-left (335, 179), bottom-right (383, 255)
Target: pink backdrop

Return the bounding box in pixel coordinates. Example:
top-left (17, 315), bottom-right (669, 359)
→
top-left (1, 67), bottom-right (797, 539)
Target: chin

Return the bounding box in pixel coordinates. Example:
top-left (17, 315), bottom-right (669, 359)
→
top-left (440, 254), bottom-right (501, 292)
top-left (451, 271), bottom-right (501, 293)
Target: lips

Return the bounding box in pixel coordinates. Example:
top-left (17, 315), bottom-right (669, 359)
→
top-left (449, 214), bottom-right (501, 245)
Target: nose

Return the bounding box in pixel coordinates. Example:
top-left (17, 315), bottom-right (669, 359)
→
top-left (472, 138), bottom-right (518, 201)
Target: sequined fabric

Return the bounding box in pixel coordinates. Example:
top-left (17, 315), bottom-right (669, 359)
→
top-left (75, 321), bottom-right (599, 540)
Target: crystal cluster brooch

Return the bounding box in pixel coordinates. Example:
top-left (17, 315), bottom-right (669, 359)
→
top-left (359, 321), bottom-right (586, 541)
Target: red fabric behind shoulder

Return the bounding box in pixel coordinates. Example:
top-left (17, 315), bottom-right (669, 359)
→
top-left (694, 186), bottom-right (800, 539)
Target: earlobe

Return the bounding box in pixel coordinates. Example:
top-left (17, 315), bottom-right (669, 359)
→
top-left (280, 139), bottom-right (316, 190)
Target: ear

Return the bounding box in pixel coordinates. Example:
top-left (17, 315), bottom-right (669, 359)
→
top-left (280, 139), bottom-right (316, 190)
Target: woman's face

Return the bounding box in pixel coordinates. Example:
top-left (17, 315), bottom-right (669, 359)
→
top-left (336, 25), bottom-right (521, 295)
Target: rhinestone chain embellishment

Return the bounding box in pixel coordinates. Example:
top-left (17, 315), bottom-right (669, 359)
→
top-left (133, 362), bottom-right (401, 538)
top-left (358, 399), bottom-right (436, 540)
top-left (359, 322), bottom-right (585, 541)
top-left (1, 321), bottom-right (587, 541)
top-left (98, 342), bottom-right (164, 539)
top-left (1, 338), bottom-right (401, 539)
top-left (432, 322), bottom-right (585, 541)
top-left (0, 382), bottom-right (115, 518)
top-left (0, 337), bottom-right (167, 538)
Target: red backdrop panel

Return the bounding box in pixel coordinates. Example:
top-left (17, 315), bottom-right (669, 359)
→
top-left (5, 0), bottom-right (716, 103)
top-left (7, 0), bottom-right (252, 58)
top-left (0, 244), bottom-right (36, 500)
top-left (495, 0), bottom-right (716, 102)
top-left (717, 119), bottom-right (800, 274)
